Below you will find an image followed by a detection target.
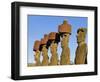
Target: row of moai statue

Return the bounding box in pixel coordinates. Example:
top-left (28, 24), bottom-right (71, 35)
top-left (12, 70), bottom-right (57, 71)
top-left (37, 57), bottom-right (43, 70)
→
top-left (33, 20), bottom-right (87, 66)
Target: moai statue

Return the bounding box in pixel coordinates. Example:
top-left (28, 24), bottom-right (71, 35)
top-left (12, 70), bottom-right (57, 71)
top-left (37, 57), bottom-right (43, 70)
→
top-left (48, 32), bottom-right (60, 65)
top-left (40, 34), bottom-right (49, 66)
top-left (33, 40), bottom-right (41, 66)
top-left (75, 28), bottom-right (87, 64)
top-left (58, 20), bottom-right (72, 65)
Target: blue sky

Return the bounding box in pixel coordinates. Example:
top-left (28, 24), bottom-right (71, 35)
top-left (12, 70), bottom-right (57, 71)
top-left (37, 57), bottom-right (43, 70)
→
top-left (27, 15), bottom-right (88, 64)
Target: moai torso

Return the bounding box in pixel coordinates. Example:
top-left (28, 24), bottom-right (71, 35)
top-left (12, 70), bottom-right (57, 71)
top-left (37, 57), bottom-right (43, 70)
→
top-left (75, 28), bottom-right (87, 64)
top-left (33, 40), bottom-right (41, 66)
top-left (49, 42), bottom-right (58, 65)
top-left (60, 47), bottom-right (70, 65)
top-left (34, 50), bottom-right (41, 66)
top-left (75, 42), bottom-right (87, 64)
top-left (41, 45), bottom-right (49, 66)
top-left (60, 34), bottom-right (70, 65)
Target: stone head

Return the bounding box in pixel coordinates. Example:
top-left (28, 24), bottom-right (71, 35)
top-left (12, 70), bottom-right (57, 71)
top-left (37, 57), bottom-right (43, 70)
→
top-left (61, 33), bottom-right (70, 48)
top-left (76, 28), bottom-right (87, 43)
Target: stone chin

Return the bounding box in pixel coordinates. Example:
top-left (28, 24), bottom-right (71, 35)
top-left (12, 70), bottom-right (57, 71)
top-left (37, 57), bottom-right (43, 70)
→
top-left (77, 40), bottom-right (85, 45)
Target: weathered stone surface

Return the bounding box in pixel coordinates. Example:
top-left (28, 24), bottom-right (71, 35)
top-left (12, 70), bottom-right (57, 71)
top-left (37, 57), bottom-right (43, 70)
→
top-left (60, 33), bottom-right (70, 65)
top-left (75, 28), bottom-right (87, 64)
top-left (34, 50), bottom-right (41, 66)
top-left (41, 45), bottom-right (49, 66)
top-left (75, 43), bottom-right (87, 64)
top-left (60, 47), bottom-right (70, 65)
top-left (49, 42), bottom-right (58, 65)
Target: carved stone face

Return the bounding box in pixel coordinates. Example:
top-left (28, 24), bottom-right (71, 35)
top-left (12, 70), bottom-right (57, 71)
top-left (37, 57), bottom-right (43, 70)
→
top-left (61, 33), bottom-right (70, 48)
top-left (41, 45), bottom-right (48, 56)
top-left (34, 50), bottom-right (40, 61)
top-left (50, 42), bottom-right (57, 54)
top-left (77, 31), bottom-right (85, 43)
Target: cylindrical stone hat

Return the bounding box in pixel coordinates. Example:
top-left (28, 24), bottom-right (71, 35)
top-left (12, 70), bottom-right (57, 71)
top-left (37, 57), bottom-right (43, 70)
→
top-left (44, 34), bottom-right (48, 42)
top-left (48, 32), bottom-right (57, 40)
top-left (40, 34), bottom-right (48, 45)
top-left (33, 40), bottom-right (40, 51)
top-left (40, 38), bottom-right (47, 45)
top-left (58, 20), bottom-right (71, 34)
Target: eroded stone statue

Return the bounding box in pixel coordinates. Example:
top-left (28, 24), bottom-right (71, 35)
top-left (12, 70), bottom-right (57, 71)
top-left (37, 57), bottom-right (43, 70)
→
top-left (58, 20), bottom-right (71, 65)
top-left (48, 32), bottom-right (60, 65)
top-left (40, 35), bottom-right (49, 66)
top-left (75, 28), bottom-right (87, 64)
top-left (60, 33), bottom-right (70, 65)
top-left (49, 41), bottom-right (58, 65)
top-left (34, 50), bottom-right (41, 66)
top-left (41, 45), bottom-right (49, 66)
top-left (33, 40), bottom-right (41, 66)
